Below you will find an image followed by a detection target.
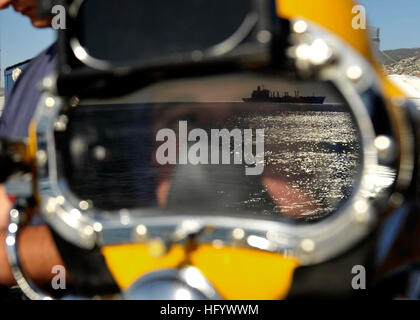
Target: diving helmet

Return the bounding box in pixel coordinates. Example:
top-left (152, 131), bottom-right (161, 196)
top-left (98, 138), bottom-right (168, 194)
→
top-left (2, 0), bottom-right (419, 300)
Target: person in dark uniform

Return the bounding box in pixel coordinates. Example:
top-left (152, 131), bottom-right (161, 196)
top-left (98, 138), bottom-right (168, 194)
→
top-left (0, 0), bottom-right (65, 290)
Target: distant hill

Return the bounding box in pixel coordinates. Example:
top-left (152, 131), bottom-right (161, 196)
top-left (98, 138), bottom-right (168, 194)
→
top-left (380, 48), bottom-right (420, 76)
top-left (380, 48), bottom-right (420, 65)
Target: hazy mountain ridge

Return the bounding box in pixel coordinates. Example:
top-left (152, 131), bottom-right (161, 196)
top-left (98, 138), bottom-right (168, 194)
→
top-left (380, 48), bottom-right (420, 76)
top-left (380, 48), bottom-right (420, 65)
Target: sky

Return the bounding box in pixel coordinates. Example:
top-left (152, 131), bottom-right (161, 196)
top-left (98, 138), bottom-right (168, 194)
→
top-left (358, 0), bottom-right (420, 49)
top-left (1, 0), bottom-right (420, 87)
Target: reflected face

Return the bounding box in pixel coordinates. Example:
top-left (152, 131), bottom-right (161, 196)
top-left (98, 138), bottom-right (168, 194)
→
top-left (153, 103), bottom-right (319, 218)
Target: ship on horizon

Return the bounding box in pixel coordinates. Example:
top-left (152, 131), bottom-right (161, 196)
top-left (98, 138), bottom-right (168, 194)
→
top-left (243, 86), bottom-right (326, 104)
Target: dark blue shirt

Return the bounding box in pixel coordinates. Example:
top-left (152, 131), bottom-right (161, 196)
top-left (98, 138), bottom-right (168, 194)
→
top-left (0, 43), bottom-right (56, 139)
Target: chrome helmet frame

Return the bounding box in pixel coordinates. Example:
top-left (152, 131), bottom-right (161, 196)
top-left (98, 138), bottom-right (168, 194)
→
top-left (31, 21), bottom-right (414, 264)
top-left (5, 20), bottom-right (416, 300)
